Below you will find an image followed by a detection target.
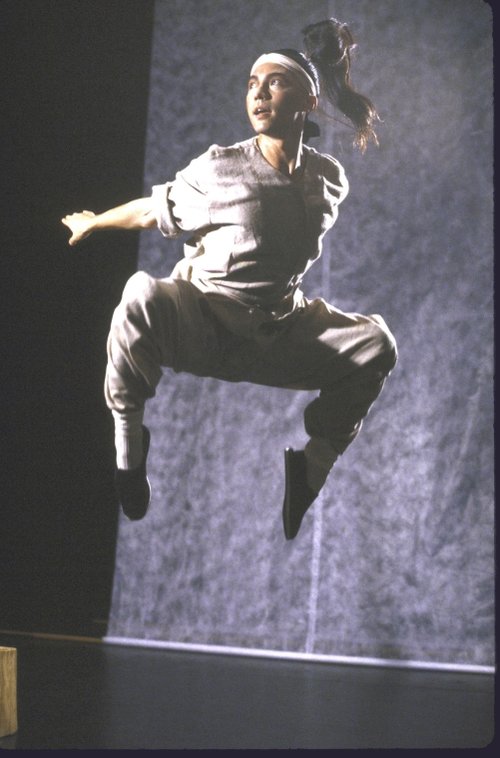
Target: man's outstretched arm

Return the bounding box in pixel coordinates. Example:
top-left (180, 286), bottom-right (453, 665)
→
top-left (62, 197), bottom-right (156, 246)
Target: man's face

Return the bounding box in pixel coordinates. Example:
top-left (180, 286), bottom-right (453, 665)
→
top-left (246, 62), bottom-right (315, 138)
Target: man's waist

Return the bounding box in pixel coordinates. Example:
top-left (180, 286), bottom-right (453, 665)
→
top-left (171, 259), bottom-right (304, 317)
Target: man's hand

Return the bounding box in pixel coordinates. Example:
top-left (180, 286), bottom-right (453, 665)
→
top-left (61, 210), bottom-right (96, 246)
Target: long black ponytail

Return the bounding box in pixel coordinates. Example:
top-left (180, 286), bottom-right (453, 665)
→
top-left (302, 19), bottom-right (379, 152)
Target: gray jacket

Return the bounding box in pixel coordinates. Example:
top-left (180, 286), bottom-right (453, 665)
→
top-left (151, 137), bottom-right (348, 313)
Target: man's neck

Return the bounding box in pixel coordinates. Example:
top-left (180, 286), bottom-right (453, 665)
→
top-left (256, 132), bottom-right (305, 178)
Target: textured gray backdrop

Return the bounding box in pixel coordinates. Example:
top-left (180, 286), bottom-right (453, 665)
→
top-left (106, 0), bottom-right (494, 667)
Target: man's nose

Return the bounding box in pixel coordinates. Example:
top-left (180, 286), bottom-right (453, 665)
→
top-left (254, 83), bottom-right (270, 100)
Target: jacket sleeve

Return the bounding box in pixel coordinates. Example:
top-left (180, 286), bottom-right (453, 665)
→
top-left (151, 151), bottom-right (212, 238)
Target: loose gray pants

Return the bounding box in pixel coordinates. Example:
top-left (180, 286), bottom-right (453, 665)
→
top-left (105, 271), bottom-right (397, 485)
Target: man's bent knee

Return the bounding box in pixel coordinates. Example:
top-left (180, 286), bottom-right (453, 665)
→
top-left (121, 270), bottom-right (159, 307)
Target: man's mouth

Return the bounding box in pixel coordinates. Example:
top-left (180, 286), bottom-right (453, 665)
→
top-left (254, 106), bottom-right (271, 116)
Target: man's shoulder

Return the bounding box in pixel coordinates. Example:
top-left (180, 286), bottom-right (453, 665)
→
top-left (202, 138), bottom-right (255, 163)
top-left (304, 144), bottom-right (344, 175)
top-left (305, 145), bottom-right (348, 195)
top-left (184, 139), bottom-right (254, 181)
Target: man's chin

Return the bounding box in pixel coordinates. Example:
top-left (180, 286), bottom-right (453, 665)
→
top-left (251, 121), bottom-right (273, 134)
top-left (252, 123), bottom-right (282, 138)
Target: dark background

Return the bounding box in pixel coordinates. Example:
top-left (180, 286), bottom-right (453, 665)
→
top-left (1, 0), bottom-right (155, 636)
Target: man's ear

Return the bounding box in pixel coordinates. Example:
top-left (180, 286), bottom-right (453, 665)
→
top-left (307, 94), bottom-right (319, 113)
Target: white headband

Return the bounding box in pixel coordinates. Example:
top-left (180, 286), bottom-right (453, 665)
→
top-left (251, 53), bottom-right (318, 97)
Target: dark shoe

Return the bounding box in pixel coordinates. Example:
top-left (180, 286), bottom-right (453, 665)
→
top-left (282, 447), bottom-right (318, 540)
top-left (114, 426), bottom-right (151, 520)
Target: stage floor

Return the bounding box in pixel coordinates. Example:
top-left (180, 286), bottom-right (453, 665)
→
top-left (0, 632), bottom-right (494, 750)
